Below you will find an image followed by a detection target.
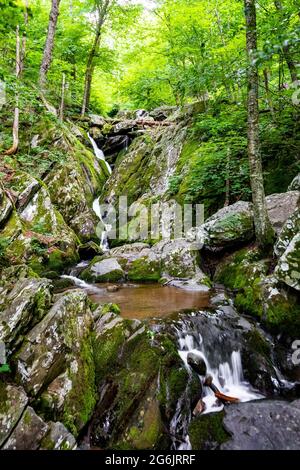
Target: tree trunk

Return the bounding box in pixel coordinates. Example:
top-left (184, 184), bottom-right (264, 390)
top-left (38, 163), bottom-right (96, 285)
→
top-left (4, 25), bottom-right (21, 156)
top-left (244, 0), bottom-right (274, 249)
top-left (274, 0), bottom-right (298, 83)
top-left (224, 148), bottom-right (230, 207)
top-left (81, 0), bottom-right (110, 117)
top-left (39, 0), bottom-right (61, 88)
top-left (59, 73), bottom-right (66, 120)
top-left (20, 0), bottom-right (29, 75)
top-left (263, 68), bottom-right (275, 118)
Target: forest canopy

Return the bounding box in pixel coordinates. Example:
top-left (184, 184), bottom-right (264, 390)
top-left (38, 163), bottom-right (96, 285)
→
top-left (0, 0), bottom-right (299, 114)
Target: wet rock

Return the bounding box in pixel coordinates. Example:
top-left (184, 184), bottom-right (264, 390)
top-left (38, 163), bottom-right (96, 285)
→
top-left (188, 411), bottom-right (228, 450)
top-left (78, 241), bottom-right (102, 259)
top-left (275, 232), bottom-right (300, 291)
top-left (81, 257), bottom-right (124, 282)
top-left (0, 383), bottom-right (28, 447)
top-left (40, 421), bottom-right (77, 450)
top-left (102, 135), bottom-right (130, 156)
top-left (0, 278), bottom-right (53, 353)
top-left (288, 174), bottom-right (300, 191)
top-left (187, 352), bottom-right (207, 376)
top-left (266, 191), bottom-right (300, 235)
top-left (2, 406), bottom-right (48, 450)
top-left (91, 317), bottom-right (194, 450)
top-left (221, 400), bottom-right (300, 450)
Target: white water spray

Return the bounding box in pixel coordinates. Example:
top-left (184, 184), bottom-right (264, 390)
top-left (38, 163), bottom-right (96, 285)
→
top-left (88, 133), bottom-right (112, 175)
top-left (61, 275), bottom-right (104, 294)
top-left (177, 328), bottom-right (263, 415)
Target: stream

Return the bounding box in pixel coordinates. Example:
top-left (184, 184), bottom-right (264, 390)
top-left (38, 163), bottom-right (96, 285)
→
top-left (68, 133), bottom-right (295, 450)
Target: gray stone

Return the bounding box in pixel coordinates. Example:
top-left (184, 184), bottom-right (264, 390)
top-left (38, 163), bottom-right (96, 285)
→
top-left (3, 406), bottom-right (48, 450)
top-left (266, 191), bottom-right (300, 235)
top-left (40, 421), bottom-right (77, 450)
top-left (0, 383), bottom-right (28, 447)
top-left (275, 232), bottom-right (300, 291)
top-left (197, 201), bottom-right (254, 249)
top-left (0, 278), bottom-right (52, 352)
top-left (187, 352), bottom-right (207, 376)
top-left (221, 400), bottom-right (300, 450)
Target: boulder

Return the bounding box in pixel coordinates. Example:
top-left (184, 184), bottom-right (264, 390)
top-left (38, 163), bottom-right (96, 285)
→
top-left (0, 181), bottom-right (79, 275)
top-left (89, 114), bottom-right (106, 128)
top-left (221, 400), bottom-right (300, 450)
top-left (0, 278), bottom-right (53, 353)
top-left (0, 383), bottom-right (28, 447)
top-left (187, 352), bottom-right (207, 376)
top-left (288, 174), bottom-right (300, 191)
top-left (197, 201), bottom-right (254, 249)
top-left (2, 406), bottom-right (48, 450)
top-left (81, 257), bottom-right (124, 282)
top-left (266, 191), bottom-right (300, 235)
top-left (9, 171), bottom-right (40, 210)
top-left (275, 232), bottom-right (300, 291)
top-left (40, 421), bottom-right (77, 450)
top-left (274, 208), bottom-right (300, 257)
top-left (15, 290), bottom-right (96, 435)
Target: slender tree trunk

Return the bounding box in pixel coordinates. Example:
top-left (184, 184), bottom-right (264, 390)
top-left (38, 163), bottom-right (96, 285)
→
top-left (263, 68), bottom-right (275, 118)
top-left (39, 0), bottom-right (61, 88)
top-left (81, 0), bottom-right (110, 117)
top-left (244, 0), bottom-right (274, 249)
top-left (224, 148), bottom-right (230, 207)
top-left (274, 0), bottom-right (298, 83)
top-left (5, 25), bottom-right (21, 156)
top-left (59, 72), bottom-right (66, 120)
top-left (20, 0), bottom-right (29, 75)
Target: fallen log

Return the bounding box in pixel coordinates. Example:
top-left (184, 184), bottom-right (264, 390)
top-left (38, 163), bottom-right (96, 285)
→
top-left (112, 119), bottom-right (173, 127)
top-left (204, 375), bottom-right (240, 404)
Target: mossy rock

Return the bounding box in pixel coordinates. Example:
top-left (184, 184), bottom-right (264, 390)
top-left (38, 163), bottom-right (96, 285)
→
top-left (188, 411), bottom-right (229, 450)
top-left (127, 257), bottom-right (161, 281)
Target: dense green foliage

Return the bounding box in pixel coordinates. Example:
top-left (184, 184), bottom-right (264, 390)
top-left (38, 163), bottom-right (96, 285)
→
top-left (0, 0), bottom-right (299, 198)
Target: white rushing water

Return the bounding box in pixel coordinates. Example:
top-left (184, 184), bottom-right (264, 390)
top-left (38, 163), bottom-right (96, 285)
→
top-left (87, 134), bottom-right (113, 252)
top-left (177, 328), bottom-right (263, 415)
top-left (88, 133), bottom-right (112, 175)
top-left (61, 275), bottom-right (105, 294)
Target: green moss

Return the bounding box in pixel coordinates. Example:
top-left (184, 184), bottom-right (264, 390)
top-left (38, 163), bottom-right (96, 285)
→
top-left (127, 257), bottom-right (161, 281)
top-left (188, 411), bottom-right (229, 450)
top-left (101, 303), bottom-right (121, 315)
top-left (0, 382), bottom-right (9, 414)
top-left (62, 338), bottom-right (96, 436)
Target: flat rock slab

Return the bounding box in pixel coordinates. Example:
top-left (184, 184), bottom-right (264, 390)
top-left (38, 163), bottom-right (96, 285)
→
top-left (221, 400), bottom-right (300, 450)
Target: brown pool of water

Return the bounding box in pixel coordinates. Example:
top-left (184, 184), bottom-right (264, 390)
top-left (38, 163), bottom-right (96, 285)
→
top-left (89, 283), bottom-right (211, 319)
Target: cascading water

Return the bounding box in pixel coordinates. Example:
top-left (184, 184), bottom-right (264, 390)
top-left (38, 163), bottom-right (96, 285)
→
top-left (61, 275), bottom-right (105, 294)
top-left (88, 133), bottom-right (113, 252)
top-left (88, 133), bottom-right (112, 176)
top-left (170, 317), bottom-right (263, 449)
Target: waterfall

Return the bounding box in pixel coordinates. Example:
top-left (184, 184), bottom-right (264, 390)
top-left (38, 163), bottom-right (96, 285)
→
top-left (88, 133), bottom-right (113, 252)
top-left (61, 275), bottom-right (105, 293)
top-left (170, 319), bottom-right (263, 450)
top-left (92, 197), bottom-right (112, 252)
top-left (88, 133), bottom-right (112, 175)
